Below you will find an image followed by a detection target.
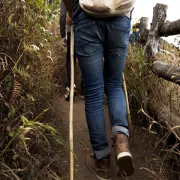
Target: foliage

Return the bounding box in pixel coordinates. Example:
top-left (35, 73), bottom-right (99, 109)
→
top-left (0, 0), bottom-right (64, 179)
top-left (126, 44), bottom-right (180, 178)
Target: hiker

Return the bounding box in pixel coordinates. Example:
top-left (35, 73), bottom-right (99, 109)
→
top-left (130, 23), bottom-right (140, 43)
top-left (63, 0), bottom-right (135, 179)
top-left (60, 1), bottom-right (84, 100)
top-left (130, 28), bottom-right (139, 43)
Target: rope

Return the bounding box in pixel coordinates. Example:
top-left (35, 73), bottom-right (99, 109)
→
top-left (69, 25), bottom-right (74, 180)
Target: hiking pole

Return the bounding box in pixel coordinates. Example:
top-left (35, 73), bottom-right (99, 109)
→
top-left (122, 73), bottom-right (133, 131)
top-left (69, 24), bottom-right (74, 180)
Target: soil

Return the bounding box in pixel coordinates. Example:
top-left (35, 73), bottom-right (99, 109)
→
top-left (54, 96), bottom-right (174, 180)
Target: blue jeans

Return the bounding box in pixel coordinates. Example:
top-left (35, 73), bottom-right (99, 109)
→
top-left (74, 11), bottom-right (131, 159)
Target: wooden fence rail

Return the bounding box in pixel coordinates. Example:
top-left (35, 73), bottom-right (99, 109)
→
top-left (143, 3), bottom-right (180, 85)
top-left (152, 61), bottom-right (180, 85)
top-left (160, 19), bottom-right (180, 37)
top-left (140, 3), bottom-right (180, 138)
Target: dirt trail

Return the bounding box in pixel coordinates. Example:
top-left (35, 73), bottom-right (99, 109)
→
top-left (55, 96), bottom-right (163, 180)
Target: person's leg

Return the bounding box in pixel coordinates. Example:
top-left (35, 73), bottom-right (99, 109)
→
top-left (73, 42), bottom-right (77, 87)
top-left (73, 48), bottom-right (77, 96)
top-left (104, 16), bottom-right (130, 137)
top-left (104, 16), bottom-right (134, 177)
top-left (74, 13), bottom-right (110, 160)
top-left (64, 32), bottom-right (72, 101)
top-left (66, 32), bottom-right (71, 88)
top-left (80, 78), bottom-right (84, 97)
top-left (66, 32), bottom-right (77, 87)
top-left (65, 32), bottom-right (77, 100)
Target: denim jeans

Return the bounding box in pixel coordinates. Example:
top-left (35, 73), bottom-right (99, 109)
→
top-left (74, 11), bottom-right (131, 159)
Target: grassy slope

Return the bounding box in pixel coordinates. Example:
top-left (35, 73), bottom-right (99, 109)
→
top-left (125, 43), bottom-right (180, 178)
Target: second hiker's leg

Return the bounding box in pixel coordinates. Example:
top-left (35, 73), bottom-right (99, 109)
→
top-left (67, 32), bottom-right (77, 87)
top-left (104, 16), bottom-right (134, 177)
top-left (66, 32), bottom-right (71, 88)
top-left (65, 32), bottom-right (77, 101)
top-left (64, 32), bottom-right (71, 101)
top-left (104, 16), bottom-right (130, 137)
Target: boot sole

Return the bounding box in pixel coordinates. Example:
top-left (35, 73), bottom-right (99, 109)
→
top-left (86, 156), bottom-right (111, 180)
top-left (116, 152), bottom-right (134, 177)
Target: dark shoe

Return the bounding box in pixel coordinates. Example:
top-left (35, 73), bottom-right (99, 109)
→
top-left (80, 95), bottom-right (85, 100)
top-left (113, 134), bottom-right (134, 177)
top-left (64, 85), bottom-right (77, 101)
top-left (87, 154), bottom-right (111, 180)
top-left (64, 87), bottom-right (70, 101)
top-left (63, 38), bottom-right (67, 47)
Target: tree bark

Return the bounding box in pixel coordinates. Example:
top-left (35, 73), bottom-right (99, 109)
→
top-left (138, 17), bottom-right (149, 43)
top-left (144, 4), bottom-right (168, 61)
top-left (152, 61), bottom-right (180, 85)
top-left (140, 17), bottom-right (149, 29)
top-left (160, 19), bottom-right (180, 37)
top-left (147, 102), bottom-right (180, 139)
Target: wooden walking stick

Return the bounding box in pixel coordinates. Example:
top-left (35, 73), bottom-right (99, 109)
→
top-left (122, 73), bottom-right (133, 131)
top-left (69, 25), bottom-right (74, 180)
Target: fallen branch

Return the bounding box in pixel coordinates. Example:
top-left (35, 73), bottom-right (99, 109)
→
top-left (147, 102), bottom-right (180, 140)
top-left (160, 19), bottom-right (180, 37)
top-left (152, 61), bottom-right (180, 85)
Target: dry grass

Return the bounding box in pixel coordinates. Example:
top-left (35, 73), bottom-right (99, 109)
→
top-left (0, 0), bottom-right (68, 179)
top-left (125, 43), bottom-right (180, 179)
top-left (0, 0), bottom-right (179, 179)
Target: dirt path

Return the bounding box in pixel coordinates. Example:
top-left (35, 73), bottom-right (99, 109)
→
top-left (54, 96), bottom-right (165, 180)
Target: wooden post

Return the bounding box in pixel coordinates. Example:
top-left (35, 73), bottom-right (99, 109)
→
top-left (138, 17), bottom-right (150, 43)
top-left (147, 102), bottom-right (180, 140)
top-left (144, 4), bottom-right (168, 61)
top-left (140, 17), bottom-right (149, 29)
top-left (160, 19), bottom-right (180, 37)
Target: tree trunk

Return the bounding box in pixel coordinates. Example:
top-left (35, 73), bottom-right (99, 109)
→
top-left (140, 17), bottom-right (149, 29)
top-left (144, 4), bottom-right (168, 61)
top-left (152, 61), bottom-right (180, 85)
top-left (138, 17), bottom-right (149, 43)
top-left (160, 19), bottom-right (180, 37)
top-left (147, 102), bottom-right (180, 139)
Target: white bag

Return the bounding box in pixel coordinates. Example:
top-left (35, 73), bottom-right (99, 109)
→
top-left (79, 0), bottom-right (136, 17)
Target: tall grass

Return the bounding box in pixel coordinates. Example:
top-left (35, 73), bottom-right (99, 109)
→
top-left (126, 43), bottom-right (180, 178)
top-left (0, 0), bottom-right (66, 179)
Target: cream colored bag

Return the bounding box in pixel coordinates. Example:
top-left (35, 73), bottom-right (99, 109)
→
top-left (79, 0), bottom-right (135, 17)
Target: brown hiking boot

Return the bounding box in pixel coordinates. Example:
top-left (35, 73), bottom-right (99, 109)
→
top-left (87, 154), bottom-right (111, 180)
top-left (113, 134), bottom-right (134, 177)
